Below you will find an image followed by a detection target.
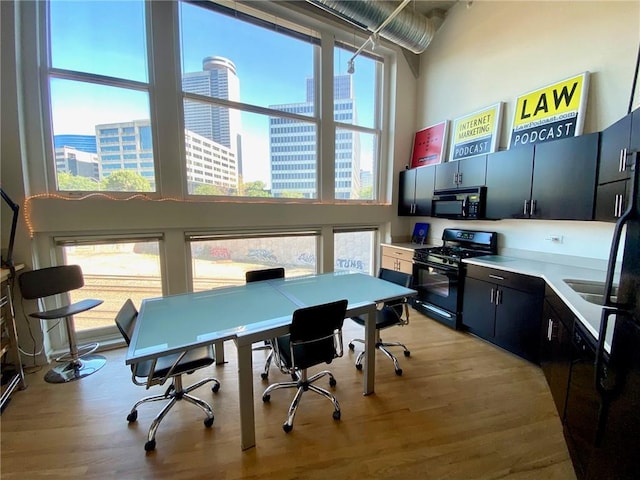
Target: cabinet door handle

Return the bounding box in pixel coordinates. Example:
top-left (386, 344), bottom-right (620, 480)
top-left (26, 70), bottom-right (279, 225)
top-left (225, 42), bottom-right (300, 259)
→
top-left (547, 318), bottom-right (554, 341)
top-left (488, 274), bottom-right (504, 280)
top-left (523, 200), bottom-right (529, 215)
top-left (496, 289), bottom-right (502, 305)
top-left (490, 288), bottom-right (495, 304)
top-left (531, 199), bottom-right (537, 215)
top-left (458, 172), bottom-right (462, 184)
top-left (619, 148), bottom-right (627, 172)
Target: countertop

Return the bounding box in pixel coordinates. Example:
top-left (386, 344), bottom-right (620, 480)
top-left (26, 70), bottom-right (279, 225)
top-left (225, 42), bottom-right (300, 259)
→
top-left (462, 255), bottom-right (615, 351)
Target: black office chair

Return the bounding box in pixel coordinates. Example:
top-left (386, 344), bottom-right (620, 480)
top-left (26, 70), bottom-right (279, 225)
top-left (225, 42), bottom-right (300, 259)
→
top-left (262, 299), bottom-right (348, 433)
top-left (246, 267), bottom-right (285, 380)
top-left (18, 264), bottom-right (107, 383)
top-left (115, 299), bottom-right (221, 452)
top-left (348, 268), bottom-right (413, 376)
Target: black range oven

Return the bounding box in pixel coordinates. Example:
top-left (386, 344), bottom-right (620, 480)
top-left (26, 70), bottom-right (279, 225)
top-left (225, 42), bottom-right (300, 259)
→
top-left (412, 228), bottom-right (497, 330)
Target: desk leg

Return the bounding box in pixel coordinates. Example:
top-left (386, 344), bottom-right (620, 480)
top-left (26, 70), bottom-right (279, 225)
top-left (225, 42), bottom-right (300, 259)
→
top-left (236, 340), bottom-right (256, 450)
top-left (214, 340), bottom-right (225, 364)
top-left (363, 306), bottom-right (376, 395)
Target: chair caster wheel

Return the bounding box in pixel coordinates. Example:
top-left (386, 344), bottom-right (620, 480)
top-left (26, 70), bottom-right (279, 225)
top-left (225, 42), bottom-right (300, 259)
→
top-left (404, 351), bottom-right (411, 357)
top-left (144, 439), bottom-right (156, 452)
top-left (329, 377), bottom-right (337, 387)
top-left (348, 343), bottom-right (355, 351)
top-left (127, 410), bottom-right (138, 423)
top-left (355, 363), bottom-right (363, 371)
top-left (262, 394), bottom-right (271, 402)
top-left (204, 417), bottom-right (214, 428)
top-left (291, 373), bottom-right (298, 381)
top-left (260, 372), bottom-right (269, 380)
top-left (283, 423), bottom-right (293, 433)
top-left (333, 410), bottom-right (341, 420)
top-left (395, 368), bottom-right (403, 376)
top-left (212, 382), bottom-right (220, 393)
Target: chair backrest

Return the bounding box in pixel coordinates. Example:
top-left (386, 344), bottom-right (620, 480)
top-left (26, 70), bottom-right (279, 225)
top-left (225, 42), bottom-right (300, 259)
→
top-left (19, 265), bottom-right (85, 300)
top-left (378, 268), bottom-right (412, 323)
top-left (288, 299), bottom-right (348, 370)
top-left (378, 267), bottom-right (413, 288)
top-left (115, 299), bottom-right (138, 346)
top-left (245, 267), bottom-right (285, 283)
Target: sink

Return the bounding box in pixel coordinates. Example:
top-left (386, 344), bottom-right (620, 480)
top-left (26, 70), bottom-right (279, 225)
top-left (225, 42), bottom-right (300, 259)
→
top-left (563, 279), bottom-right (618, 305)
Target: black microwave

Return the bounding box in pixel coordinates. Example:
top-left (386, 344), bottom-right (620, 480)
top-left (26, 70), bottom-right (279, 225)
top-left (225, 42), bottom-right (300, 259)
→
top-left (432, 186), bottom-right (487, 219)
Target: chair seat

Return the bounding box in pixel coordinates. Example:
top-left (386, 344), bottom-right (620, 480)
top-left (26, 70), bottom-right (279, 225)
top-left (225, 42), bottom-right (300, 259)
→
top-left (133, 345), bottom-right (215, 380)
top-left (351, 306), bottom-right (401, 330)
top-left (28, 298), bottom-right (104, 320)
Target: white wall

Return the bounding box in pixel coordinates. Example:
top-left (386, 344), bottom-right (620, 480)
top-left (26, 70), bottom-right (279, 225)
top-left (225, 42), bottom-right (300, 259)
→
top-left (405, 0), bottom-right (640, 260)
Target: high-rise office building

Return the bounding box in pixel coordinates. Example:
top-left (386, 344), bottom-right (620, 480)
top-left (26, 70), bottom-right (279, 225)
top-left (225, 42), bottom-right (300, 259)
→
top-left (269, 75), bottom-right (360, 199)
top-left (182, 56), bottom-right (242, 155)
top-left (94, 120), bottom-right (238, 192)
top-left (54, 134), bottom-right (97, 154)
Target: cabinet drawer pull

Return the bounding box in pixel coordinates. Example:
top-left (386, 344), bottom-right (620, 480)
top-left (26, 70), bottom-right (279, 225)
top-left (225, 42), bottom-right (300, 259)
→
top-left (488, 274), bottom-right (504, 280)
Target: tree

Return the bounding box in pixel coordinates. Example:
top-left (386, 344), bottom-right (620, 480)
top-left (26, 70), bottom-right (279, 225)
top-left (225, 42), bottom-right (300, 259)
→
top-left (279, 190), bottom-right (305, 198)
top-left (101, 170), bottom-right (152, 192)
top-left (57, 172), bottom-right (101, 191)
top-left (193, 183), bottom-right (227, 196)
top-left (359, 185), bottom-right (373, 200)
top-left (243, 180), bottom-right (270, 197)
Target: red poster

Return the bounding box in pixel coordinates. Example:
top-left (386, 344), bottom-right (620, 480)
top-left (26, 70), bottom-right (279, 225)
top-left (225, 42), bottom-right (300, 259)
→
top-left (410, 121), bottom-right (448, 168)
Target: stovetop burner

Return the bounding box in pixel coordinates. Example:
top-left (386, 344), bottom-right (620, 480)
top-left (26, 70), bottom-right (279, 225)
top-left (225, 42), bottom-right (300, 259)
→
top-left (413, 228), bottom-right (498, 266)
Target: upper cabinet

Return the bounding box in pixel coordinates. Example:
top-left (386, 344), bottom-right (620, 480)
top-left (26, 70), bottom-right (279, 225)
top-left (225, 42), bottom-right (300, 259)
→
top-left (530, 132), bottom-right (599, 220)
top-left (434, 155), bottom-right (487, 191)
top-left (595, 108), bottom-right (638, 222)
top-left (398, 165), bottom-right (435, 216)
top-left (598, 112), bottom-right (633, 185)
top-left (485, 145), bottom-right (534, 219)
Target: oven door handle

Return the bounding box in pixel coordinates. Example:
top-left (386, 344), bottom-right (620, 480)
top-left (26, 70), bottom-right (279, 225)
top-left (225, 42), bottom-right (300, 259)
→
top-left (413, 260), bottom-right (458, 273)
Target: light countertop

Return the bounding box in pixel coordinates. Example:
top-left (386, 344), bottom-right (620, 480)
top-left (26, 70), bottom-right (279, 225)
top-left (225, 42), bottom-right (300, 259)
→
top-left (462, 255), bottom-right (615, 350)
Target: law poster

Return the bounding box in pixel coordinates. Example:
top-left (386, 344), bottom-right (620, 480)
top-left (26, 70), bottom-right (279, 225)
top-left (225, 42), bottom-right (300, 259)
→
top-left (449, 103), bottom-right (503, 161)
top-left (410, 121), bottom-right (448, 168)
top-left (509, 72), bottom-right (589, 148)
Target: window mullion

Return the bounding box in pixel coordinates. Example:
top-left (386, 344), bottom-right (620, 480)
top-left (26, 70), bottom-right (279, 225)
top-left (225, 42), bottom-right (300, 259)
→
top-left (148, 0), bottom-right (184, 198)
top-left (319, 31), bottom-right (335, 202)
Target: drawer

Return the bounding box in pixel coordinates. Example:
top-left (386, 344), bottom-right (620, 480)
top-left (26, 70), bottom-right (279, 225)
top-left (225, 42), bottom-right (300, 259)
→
top-left (381, 246), bottom-right (414, 263)
top-left (465, 264), bottom-right (544, 294)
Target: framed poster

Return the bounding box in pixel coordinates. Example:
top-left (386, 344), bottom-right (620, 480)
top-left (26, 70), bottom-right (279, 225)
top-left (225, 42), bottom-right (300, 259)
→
top-left (509, 71), bottom-right (589, 148)
top-left (449, 102), bottom-right (503, 161)
top-left (410, 121), bottom-right (448, 168)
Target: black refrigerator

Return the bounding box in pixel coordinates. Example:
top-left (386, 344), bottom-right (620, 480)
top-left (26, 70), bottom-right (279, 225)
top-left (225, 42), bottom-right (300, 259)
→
top-left (585, 151), bottom-right (640, 479)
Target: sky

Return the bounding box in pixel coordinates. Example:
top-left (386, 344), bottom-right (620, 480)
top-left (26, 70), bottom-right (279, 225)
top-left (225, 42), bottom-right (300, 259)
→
top-left (49, 0), bottom-right (377, 185)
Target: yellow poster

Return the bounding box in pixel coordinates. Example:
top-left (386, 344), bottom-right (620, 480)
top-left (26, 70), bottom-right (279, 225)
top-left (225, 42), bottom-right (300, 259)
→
top-left (449, 103), bottom-right (503, 161)
top-left (510, 72), bottom-right (589, 147)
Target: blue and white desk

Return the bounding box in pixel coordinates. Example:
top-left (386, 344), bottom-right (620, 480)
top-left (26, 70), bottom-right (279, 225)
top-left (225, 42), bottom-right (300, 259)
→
top-left (126, 272), bottom-right (416, 450)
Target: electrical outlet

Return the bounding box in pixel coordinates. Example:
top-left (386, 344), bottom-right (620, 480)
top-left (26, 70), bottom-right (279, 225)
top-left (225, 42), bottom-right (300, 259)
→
top-left (545, 235), bottom-right (563, 243)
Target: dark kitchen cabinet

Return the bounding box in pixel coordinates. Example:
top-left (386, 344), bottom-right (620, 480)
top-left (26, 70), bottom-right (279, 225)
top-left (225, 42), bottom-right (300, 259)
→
top-left (530, 132), bottom-right (599, 220)
top-left (462, 264), bottom-right (545, 363)
top-left (398, 165), bottom-right (435, 216)
top-left (598, 112), bottom-right (633, 185)
top-left (595, 179), bottom-right (630, 222)
top-left (595, 108), bottom-right (640, 222)
top-left (485, 134), bottom-right (599, 220)
top-left (434, 155), bottom-right (487, 190)
top-left (540, 287), bottom-right (574, 419)
top-left (485, 145), bottom-right (534, 219)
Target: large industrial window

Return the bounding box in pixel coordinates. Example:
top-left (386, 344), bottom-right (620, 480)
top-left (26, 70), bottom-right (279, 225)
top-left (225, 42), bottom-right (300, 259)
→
top-left (188, 231), bottom-right (318, 292)
top-left (47, 0), bottom-right (155, 192)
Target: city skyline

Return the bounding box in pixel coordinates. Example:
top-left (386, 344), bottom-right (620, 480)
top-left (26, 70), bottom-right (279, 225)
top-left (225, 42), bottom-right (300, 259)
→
top-left (49, 0), bottom-right (377, 190)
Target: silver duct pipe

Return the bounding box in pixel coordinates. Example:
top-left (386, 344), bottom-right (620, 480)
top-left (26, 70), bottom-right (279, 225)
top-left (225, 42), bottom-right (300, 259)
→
top-left (308, 0), bottom-right (443, 54)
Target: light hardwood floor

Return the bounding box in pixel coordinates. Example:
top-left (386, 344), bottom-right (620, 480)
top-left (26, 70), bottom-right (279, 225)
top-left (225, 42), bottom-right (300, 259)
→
top-left (1, 309), bottom-right (576, 480)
